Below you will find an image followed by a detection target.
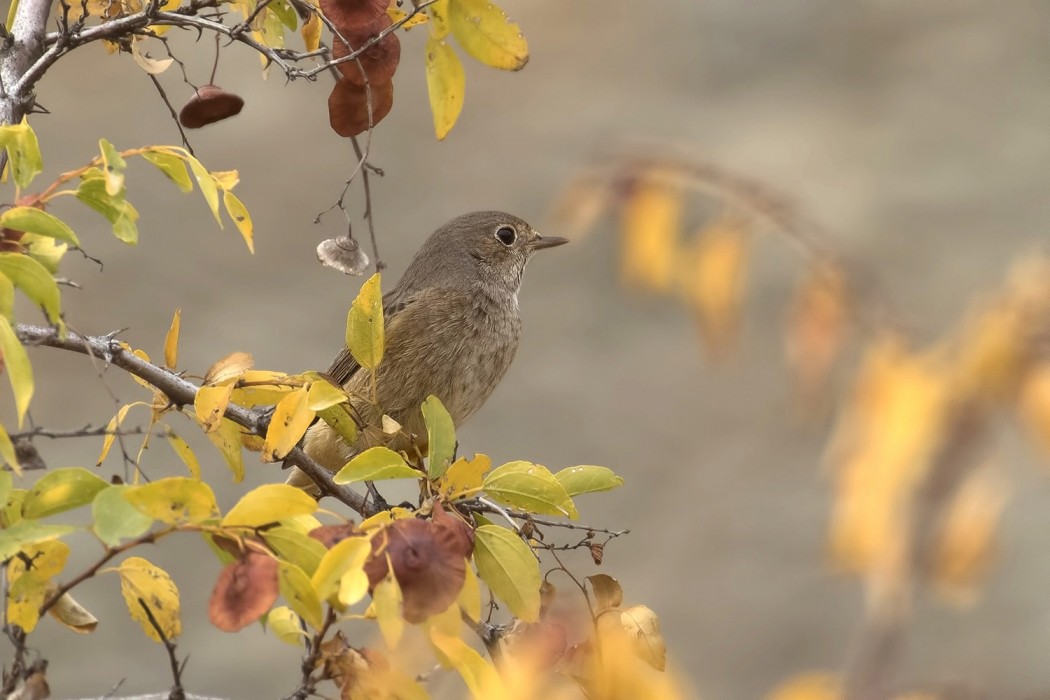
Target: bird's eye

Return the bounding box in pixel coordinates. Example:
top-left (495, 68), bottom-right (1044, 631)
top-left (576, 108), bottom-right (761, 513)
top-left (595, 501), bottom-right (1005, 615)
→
top-left (495, 226), bottom-right (516, 246)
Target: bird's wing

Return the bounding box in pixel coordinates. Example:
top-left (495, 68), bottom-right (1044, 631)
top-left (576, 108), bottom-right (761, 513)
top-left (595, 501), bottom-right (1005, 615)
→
top-left (325, 287), bottom-right (423, 386)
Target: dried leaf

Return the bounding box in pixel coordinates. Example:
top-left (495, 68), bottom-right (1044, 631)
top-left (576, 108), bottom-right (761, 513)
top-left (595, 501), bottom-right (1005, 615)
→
top-left (209, 551), bottom-right (279, 632)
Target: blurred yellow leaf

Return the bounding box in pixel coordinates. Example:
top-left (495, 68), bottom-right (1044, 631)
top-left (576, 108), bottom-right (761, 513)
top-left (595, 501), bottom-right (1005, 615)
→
top-left (300, 11), bottom-right (321, 52)
top-left (586, 573), bottom-right (623, 613)
top-left (311, 535), bottom-right (370, 603)
top-left (0, 251), bottom-right (62, 325)
top-left (827, 339), bottom-right (950, 598)
top-left (473, 524), bottom-right (540, 622)
top-left (616, 605), bottom-right (666, 671)
top-left (682, 215), bottom-right (751, 359)
top-left (222, 483), bottom-right (317, 528)
top-left (123, 476), bottom-right (218, 525)
top-left (930, 465), bottom-right (1008, 606)
top-left (347, 273), bottom-right (384, 371)
top-left (372, 570), bottom-right (404, 648)
top-left (457, 560), bottom-right (481, 622)
top-left (263, 526), bottom-right (327, 576)
top-left (427, 0), bottom-right (450, 38)
top-left (278, 561), bottom-right (323, 629)
top-left (448, 0), bottom-right (528, 71)
top-left (0, 316), bottom-right (32, 427)
top-left (424, 36), bottom-right (465, 141)
top-left (47, 591), bottom-right (99, 634)
top-left (952, 300), bottom-right (1025, 402)
top-left (765, 672), bottom-right (840, 700)
top-left (1020, 362), bottom-right (1050, 456)
top-left (266, 605), bottom-right (307, 645)
top-left (0, 425), bottom-right (17, 475)
top-left (112, 556), bottom-right (181, 641)
top-left (194, 383), bottom-right (235, 433)
top-left (262, 387), bottom-right (315, 462)
top-left (620, 178), bottom-right (682, 292)
top-left (786, 263), bottom-right (850, 400)
top-left (429, 626), bottom-right (506, 697)
top-left (164, 307), bottom-right (180, 369)
top-left (548, 173), bottom-right (610, 241)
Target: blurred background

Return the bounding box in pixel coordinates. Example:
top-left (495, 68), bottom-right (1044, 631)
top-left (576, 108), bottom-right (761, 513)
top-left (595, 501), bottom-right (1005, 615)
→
top-left (13, 0), bottom-right (1050, 697)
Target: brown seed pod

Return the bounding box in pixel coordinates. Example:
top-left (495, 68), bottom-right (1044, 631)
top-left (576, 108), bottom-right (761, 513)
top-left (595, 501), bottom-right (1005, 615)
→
top-left (330, 14), bottom-right (400, 86)
top-left (318, 0), bottom-right (388, 33)
top-left (328, 78), bottom-right (393, 138)
top-left (179, 85), bottom-right (245, 129)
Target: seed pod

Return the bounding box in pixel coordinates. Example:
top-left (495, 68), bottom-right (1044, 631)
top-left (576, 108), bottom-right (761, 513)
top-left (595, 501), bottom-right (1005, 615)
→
top-left (330, 14), bottom-right (401, 86)
top-left (319, 0), bottom-right (388, 32)
top-left (179, 85), bottom-right (245, 129)
top-left (328, 78), bottom-right (393, 137)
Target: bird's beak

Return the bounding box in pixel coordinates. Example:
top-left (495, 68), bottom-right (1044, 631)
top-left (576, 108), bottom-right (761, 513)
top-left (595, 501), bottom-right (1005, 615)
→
top-left (531, 234), bottom-right (569, 250)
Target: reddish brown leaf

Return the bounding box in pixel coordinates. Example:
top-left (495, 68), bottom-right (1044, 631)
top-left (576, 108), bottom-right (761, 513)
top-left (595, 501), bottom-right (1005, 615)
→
top-left (179, 85), bottom-right (245, 129)
top-left (330, 15), bottom-right (401, 86)
top-left (208, 551), bottom-right (278, 632)
top-left (319, 0), bottom-right (388, 32)
top-left (328, 78), bottom-right (394, 138)
top-left (309, 522), bottom-right (360, 548)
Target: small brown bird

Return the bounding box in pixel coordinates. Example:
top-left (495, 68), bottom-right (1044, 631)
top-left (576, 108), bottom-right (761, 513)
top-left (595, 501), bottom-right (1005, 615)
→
top-left (287, 211), bottom-right (567, 493)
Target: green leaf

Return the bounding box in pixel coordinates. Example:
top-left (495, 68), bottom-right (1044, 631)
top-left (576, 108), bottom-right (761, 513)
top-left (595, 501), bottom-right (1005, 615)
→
top-left (269, 0), bottom-right (297, 30)
top-left (316, 404), bottom-right (357, 446)
top-left (333, 446), bottom-right (420, 484)
top-left (448, 0), bottom-right (528, 71)
top-left (123, 476), bottom-right (219, 525)
top-left (0, 207), bottom-right (80, 247)
top-left (20, 234), bottom-right (68, 274)
top-left (0, 520), bottom-right (78, 560)
top-left (1, 489), bottom-right (27, 527)
top-left (262, 526), bottom-right (327, 576)
top-left (183, 153), bottom-right (223, 227)
top-left (76, 174), bottom-right (139, 244)
top-left (22, 467), bottom-right (110, 519)
top-left (98, 138), bottom-right (127, 196)
top-left (422, 395), bottom-right (456, 479)
top-left (346, 273), bottom-right (384, 371)
top-left (92, 485), bottom-right (154, 547)
top-left (482, 461), bottom-right (577, 519)
top-left (0, 271), bottom-right (13, 318)
top-left (0, 252), bottom-right (62, 324)
top-left (472, 524), bottom-right (540, 622)
top-left (554, 465), bottom-right (625, 497)
top-left (223, 190), bottom-right (254, 253)
top-left (0, 316), bottom-right (32, 425)
top-left (141, 149), bottom-right (193, 192)
top-left (424, 37), bottom-right (465, 141)
top-left (266, 605), bottom-right (308, 645)
top-left (222, 484), bottom-right (317, 528)
top-left (0, 118), bottom-right (43, 188)
top-left (278, 561), bottom-right (323, 629)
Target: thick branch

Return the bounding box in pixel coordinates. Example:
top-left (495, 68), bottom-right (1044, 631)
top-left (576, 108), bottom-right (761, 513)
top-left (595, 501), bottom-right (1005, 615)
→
top-left (1, 0), bottom-right (56, 124)
top-left (16, 324), bottom-right (376, 517)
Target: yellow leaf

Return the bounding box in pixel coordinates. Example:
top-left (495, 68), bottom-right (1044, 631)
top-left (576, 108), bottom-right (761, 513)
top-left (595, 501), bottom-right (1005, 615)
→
top-left (97, 402), bottom-right (144, 465)
top-left (448, 0), bottom-right (528, 71)
top-left (311, 535), bottom-right (371, 603)
top-left (482, 461), bottom-right (578, 519)
top-left (267, 605), bottom-right (308, 645)
top-left (194, 383), bottom-right (235, 433)
top-left (278, 561), bottom-right (323, 629)
top-left (23, 467), bottom-right (109, 519)
top-left (682, 215), bottom-right (751, 358)
top-left (222, 483), bottom-right (317, 528)
top-left (112, 556), bottom-right (181, 641)
top-left (786, 263), bottom-right (851, 401)
top-left (98, 138), bottom-right (126, 197)
top-left (424, 36), bottom-right (465, 141)
top-left (0, 422), bottom-right (18, 475)
top-left (165, 431), bottom-right (200, 479)
top-left (334, 446), bottom-right (419, 484)
top-left (0, 316), bottom-right (32, 426)
top-left (7, 570), bottom-right (47, 632)
top-left (183, 153), bottom-right (223, 227)
top-left (346, 273), bottom-right (384, 371)
top-left (300, 11), bottom-right (321, 51)
top-left (0, 118), bottom-right (43, 189)
top-left (0, 206), bottom-right (80, 247)
top-left (141, 148), bottom-right (193, 192)
top-left (372, 570), bottom-right (404, 648)
top-left (425, 0), bottom-right (449, 38)
top-left (204, 351), bottom-right (254, 385)
top-left (765, 672), bottom-right (840, 700)
top-left (123, 476), bottom-right (219, 525)
top-left (205, 417), bottom-right (246, 482)
top-left (389, 6), bottom-right (429, 30)
top-left (457, 561), bottom-right (480, 622)
top-left (164, 307), bottom-right (180, 369)
top-left (930, 465), bottom-right (1008, 606)
top-left (438, 453), bottom-right (491, 501)
top-left (47, 591), bottom-right (99, 634)
top-left (210, 170), bottom-right (240, 191)
top-left (616, 605), bottom-right (666, 671)
top-left (223, 190), bottom-right (254, 254)
top-left (1021, 362), bottom-right (1050, 456)
top-left (620, 178), bottom-right (683, 292)
top-left (306, 378), bottom-right (346, 410)
top-left (0, 251), bottom-right (61, 325)
top-left (473, 524), bottom-right (540, 622)
top-left (262, 388), bottom-right (316, 462)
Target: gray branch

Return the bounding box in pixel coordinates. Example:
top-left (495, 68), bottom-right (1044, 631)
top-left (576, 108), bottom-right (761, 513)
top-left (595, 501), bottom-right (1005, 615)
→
top-left (0, 0), bottom-right (55, 124)
top-left (15, 323), bottom-right (377, 517)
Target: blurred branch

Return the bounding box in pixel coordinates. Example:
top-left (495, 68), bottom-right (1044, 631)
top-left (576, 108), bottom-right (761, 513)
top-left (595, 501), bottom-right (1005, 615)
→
top-left (15, 323), bottom-right (378, 517)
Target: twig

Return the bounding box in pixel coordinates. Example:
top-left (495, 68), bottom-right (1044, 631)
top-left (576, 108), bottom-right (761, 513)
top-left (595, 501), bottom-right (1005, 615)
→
top-left (136, 598), bottom-right (186, 700)
top-left (350, 135), bottom-right (383, 271)
top-left (147, 73), bottom-right (194, 155)
top-left (286, 606), bottom-right (336, 700)
top-left (10, 424), bottom-right (165, 440)
top-left (16, 323), bottom-right (377, 517)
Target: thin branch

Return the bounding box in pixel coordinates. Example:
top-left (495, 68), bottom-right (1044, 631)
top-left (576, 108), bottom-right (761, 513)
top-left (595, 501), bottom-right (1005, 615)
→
top-left (10, 424), bottom-right (164, 440)
top-left (16, 324), bottom-right (377, 517)
top-left (351, 135), bottom-right (383, 271)
top-left (286, 606), bottom-right (336, 700)
top-left (136, 598), bottom-right (186, 700)
top-left (147, 73), bottom-right (194, 155)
